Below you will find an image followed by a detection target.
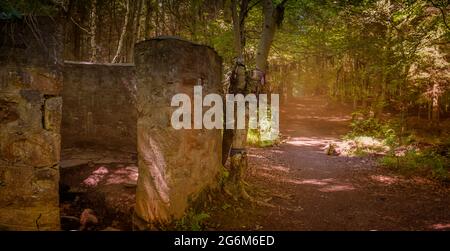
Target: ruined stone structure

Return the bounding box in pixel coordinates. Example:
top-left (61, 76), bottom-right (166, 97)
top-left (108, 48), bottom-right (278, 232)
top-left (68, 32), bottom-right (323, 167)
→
top-left (62, 62), bottom-right (137, 152)
top-left (0, 17), bottom-right (63, 230)
top-left (134, 38), bottom-right (223, 228)
top-left (1, 17), bottom-right (223, 230)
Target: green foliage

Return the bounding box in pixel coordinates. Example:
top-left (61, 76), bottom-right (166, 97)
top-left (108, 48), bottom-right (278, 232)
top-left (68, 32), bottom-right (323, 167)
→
top-left (247, 129), bottom-right (268, 147)
top-left (247, 128), bottom-right (279, 148)
top-left (217, 166), bottom-right (230, 188)
top-left (346, 111), bottom-right (398, 147)
top-left (0, 0), bottom-right (59, 17)
top-left (174, 210), bottom-right (210, 231)
top-left (221, 203), bottom-right (231, 210)
top-left (348, 116), bottom-right (383, 138)
top-left (340, 110), bottom-right (403, 156)
top-left (382, 148), bottom-right (450, 182)
top-left (246, 106), bottom-right (281, 148)
top-left (275, 0), bottom-right (449, 120)
top-left (338, 136), bottom-right (389, 157)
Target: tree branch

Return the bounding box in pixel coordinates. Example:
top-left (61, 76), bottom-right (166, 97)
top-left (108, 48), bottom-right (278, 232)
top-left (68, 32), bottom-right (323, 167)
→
top-left (240, 0), bottom-right (261, 25)
top-left (429, 0), bottom-right (450, 30)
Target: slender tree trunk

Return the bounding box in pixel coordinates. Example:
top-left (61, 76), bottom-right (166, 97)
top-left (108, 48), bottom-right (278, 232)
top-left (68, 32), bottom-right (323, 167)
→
top-left (223, 0), bottom-right (286, 199)
top-left (255, 0), bottom-right (284, 73)
top-left (89, 0), bottom-right (97, 62)
top-left (108, 1), bottom-right (113, 61)
top-left (223, 0), bottom-right (247, 166)
top-left (136, 0), bottom-right (144, 40)
top-left (112, 0), bottom-right (130, 63)
top-left (253, 0), bottom-right (286, 143)
top-left (231, 0), bottom-right (243, 57)
top-left (129, 0), bottom-right (144, 62)
top-left (432, 82), bottom-right (440, 123)
top-left (144, 0), bottom-right (153, 39)
top-left (155, 0), bottom-right (160, 36)
top-left (376, 0), bottom-right (392, 118)
top-left (428, 100), bottom-right (432, 121)
top-left (73, 21), bottom-right (81, 60)
top-left (221, 0), bottom-right (250, 199)
top-left (160, 0), bottom-right (166, 34)
top-left (71, 1), bottom-right (86, 61)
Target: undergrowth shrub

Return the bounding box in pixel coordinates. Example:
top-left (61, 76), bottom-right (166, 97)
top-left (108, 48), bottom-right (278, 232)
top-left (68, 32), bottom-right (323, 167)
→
top-left (173, 210), bottom-right (211, 231)
top-left (381, 148), bottom-right (450, 182)
top-left (346, 111), bottom-right (398, 145)
top-left (339, 111), bottom-right (398, 156)
top-left (247, 129), bottom-right (279, 147)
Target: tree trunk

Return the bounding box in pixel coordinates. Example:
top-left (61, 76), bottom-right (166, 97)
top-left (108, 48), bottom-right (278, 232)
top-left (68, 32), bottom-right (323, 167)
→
top-left (155, 0), bottom-right (160, 36)
top-left (221, 0), bottom-right (250, 199)
top-left (223, 0), bottom-right (247, 167)
top-left (136, 0), bottom-right (145, 40)
top-left (255, 0), bottom-right (284, 73)
top-left (431, 83), bottom-right (440, 123)
top-left (144, 0), bottom-right (153, 39)
top-left (129, 0), bottom-right (144, 62)
top-left (89, 0), bottom-right (97, 62)
top-left (223, 0), bottom-right (286, 199)
top-left (112, 0), bottom-right (130, 63)
top-left (72, 20), bottom-right (81, 60)
top-left (375, 0), bottom-right (392, 118)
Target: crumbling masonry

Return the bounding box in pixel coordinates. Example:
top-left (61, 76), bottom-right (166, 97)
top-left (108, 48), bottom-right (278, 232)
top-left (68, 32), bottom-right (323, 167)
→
top-left (0, 18), bottom-right (223, 230)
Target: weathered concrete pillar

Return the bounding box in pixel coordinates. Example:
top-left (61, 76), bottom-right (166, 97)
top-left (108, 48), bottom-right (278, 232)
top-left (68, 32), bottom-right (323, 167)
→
top-left (0, 17), bottom-right (63, 230)
top-left (134, 37), bottom-right (222, 228)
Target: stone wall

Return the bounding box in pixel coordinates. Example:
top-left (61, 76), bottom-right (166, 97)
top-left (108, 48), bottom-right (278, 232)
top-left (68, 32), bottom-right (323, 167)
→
top-left (0, 17), bottom-right (63, 230)
top-left (134, 37), bottom-right (223, 228)
top-left (1, 23), bottom-right (223, 229)
top-left (62, 62), bottom-right (137, 152)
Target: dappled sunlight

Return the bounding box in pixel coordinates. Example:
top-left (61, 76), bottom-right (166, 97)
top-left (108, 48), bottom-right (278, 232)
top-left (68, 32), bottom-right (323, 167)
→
top-left (260, 165), bottom-right (290, 173)
top-left (106, 165), bottom-right (138, 185)
top-left (80, 164), bottom-right (138, 187)
top-left (248, 153), bottom-right (267, 159)
top-left (318, 184), bottom-right (355, 192)
top-left (370, 175), bottom-right (399, 185)
top-left (297, 178), bottom-right (335, 185)
top-left (430, 223), bottom-right (450, 230)
top-left (83, 166), bottom-right (109, 187)
top-left (283, 115), bottom-right (351, 122)
top-left (268, 149), bottom-right (285, 154)
top-left (257, 171), bottom-right (355, 193)
top-left (286, 137), bottom-right (340, 147)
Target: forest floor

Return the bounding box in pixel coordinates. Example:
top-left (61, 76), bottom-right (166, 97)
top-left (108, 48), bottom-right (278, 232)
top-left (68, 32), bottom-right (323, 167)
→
top-left (59, 96), bottom-right (450, 231)
top-left (207, 96), bottom-right (450, 231)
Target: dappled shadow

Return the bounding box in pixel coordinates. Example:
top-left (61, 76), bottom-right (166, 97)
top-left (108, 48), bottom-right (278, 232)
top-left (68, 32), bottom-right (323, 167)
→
top-left (257, 165), bottom-right (356, 193)
top-left (60, 161), bottom-right (138, 230)
top-left (59, 148), bottom-right (138, 230)
top-left (208, 96), bottom-right (450, 231)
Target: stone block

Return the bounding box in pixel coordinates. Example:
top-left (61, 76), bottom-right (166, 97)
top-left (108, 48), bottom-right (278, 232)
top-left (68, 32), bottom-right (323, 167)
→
top-left (44, 97), bottom-right (62, 132)
top-left (0, 17), bottom-right (62, 230)
top-left (134, 37), bottom-right (223, 227)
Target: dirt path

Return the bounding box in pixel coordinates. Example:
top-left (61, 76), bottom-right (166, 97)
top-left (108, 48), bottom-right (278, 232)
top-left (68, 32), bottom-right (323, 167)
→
top-left (210, 97), bottom-right (450, 231)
